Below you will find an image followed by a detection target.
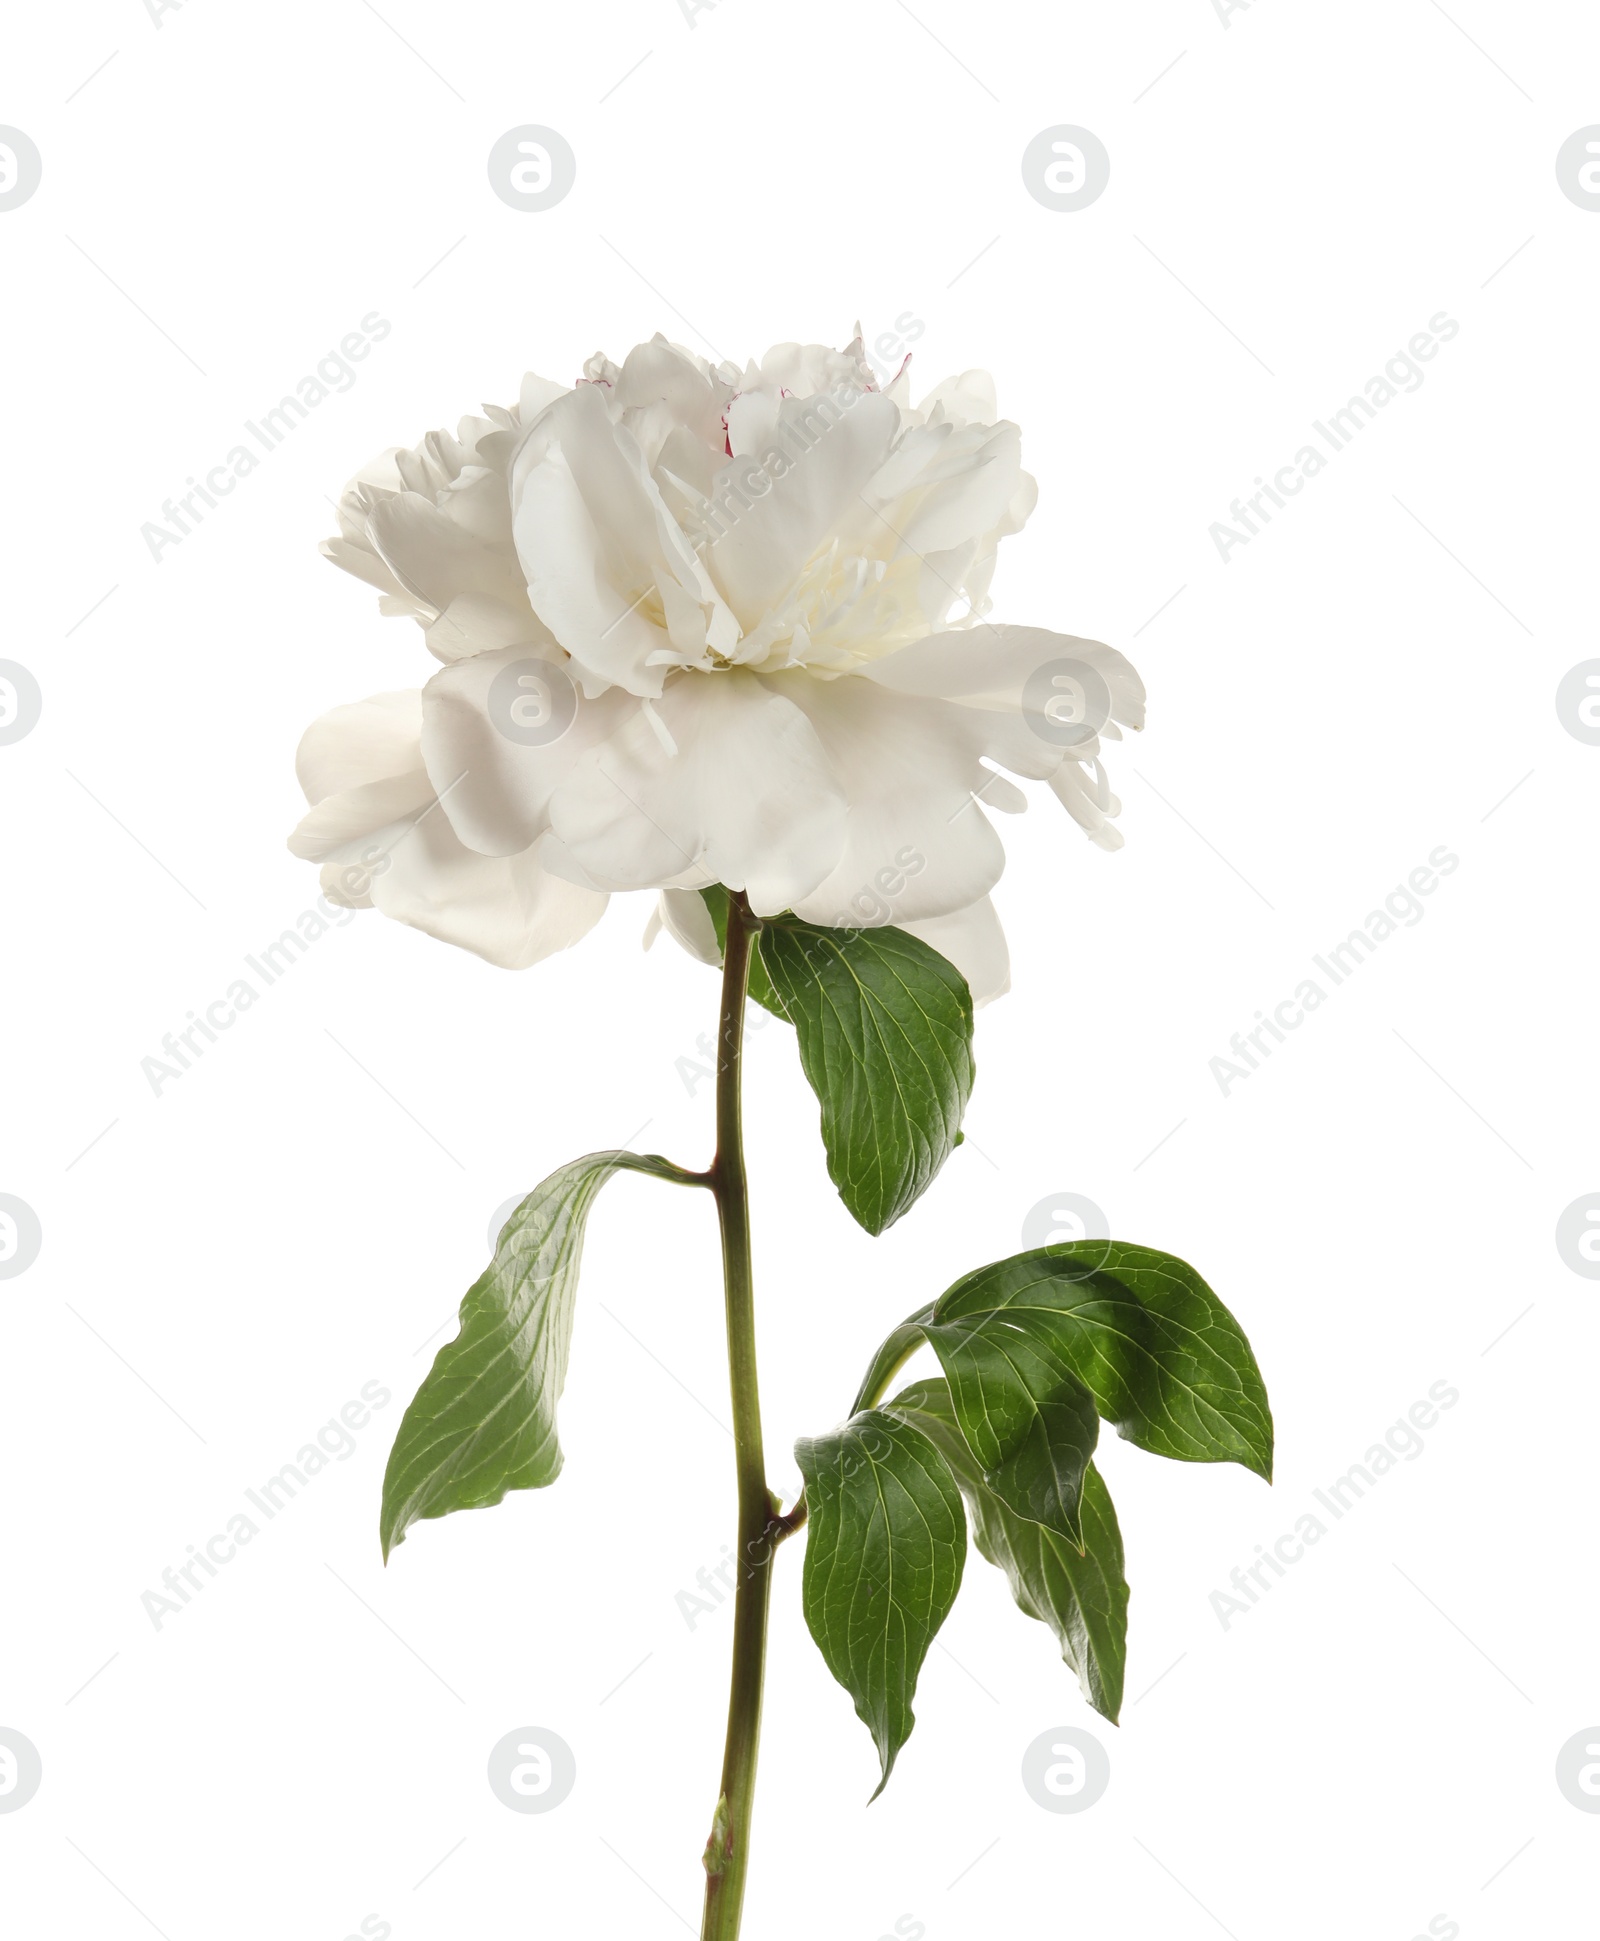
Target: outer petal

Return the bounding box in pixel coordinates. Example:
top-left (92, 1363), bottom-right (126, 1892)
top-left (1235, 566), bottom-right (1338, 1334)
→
top-left (288, 773), bottom-right (435, 860)
top-left (321, 859), bottom-right (375, 910)
top-left (861, 627), bottom-right (1143, 857)
top-left (899, 897), bottom-right (1011, 1008)
top-left (548, 670), bottom-right (848, 916)
top-left (295, 691), bottom-right (424, 803)
top-left (651, 886), bottom-right (721, 965)
top-left (1049, 756), bottom-right (1125, 851)
top-left (421, 646), bottom-right (634, 858)
top-left (865, 419), bottom-right (1023, 559)
top-left (365, 490), bottom-right (532, 620)
top-left (769, 672), bottom-right (1006, 926)
top-left (372, 818), bottom-right (608, 970)
top-left (423, 592), bottom-right (544, 665)
top-left (865, 625), bottom-right (1145, 733)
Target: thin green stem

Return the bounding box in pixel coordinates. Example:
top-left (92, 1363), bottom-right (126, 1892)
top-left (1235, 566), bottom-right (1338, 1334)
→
top-left (699, 891), bottom-right (785, 1941)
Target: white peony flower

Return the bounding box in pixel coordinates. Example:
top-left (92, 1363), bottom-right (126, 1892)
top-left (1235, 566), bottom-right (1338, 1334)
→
top-left (290, 329), bottom-right (1143, 1002)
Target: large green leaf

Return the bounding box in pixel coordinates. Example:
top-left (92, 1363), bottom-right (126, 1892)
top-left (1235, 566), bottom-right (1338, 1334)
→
top-left (850, 1300), bottom-right (1101, 1551)
top-left (884, 1377), bottom-right (1129, 1723)
top-left (380, 1151), bottom-right (690, 1559)
top-left (848, 1242), bottom-right (1270, 1553)
top-left (930, 1243), bottom-right (1274, 1481)
top-left (794, 1408), bottom-right (966, 1795)
top-left (699, 889), bottom-right (975, 1235)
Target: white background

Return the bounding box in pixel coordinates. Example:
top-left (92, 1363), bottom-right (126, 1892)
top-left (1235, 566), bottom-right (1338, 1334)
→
top-left (2, 1), bottom-right (1597, 1937)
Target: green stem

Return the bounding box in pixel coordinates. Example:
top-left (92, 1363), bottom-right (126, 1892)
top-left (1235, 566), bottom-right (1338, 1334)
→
top-left (700, 891), bottom-right (785, 1941)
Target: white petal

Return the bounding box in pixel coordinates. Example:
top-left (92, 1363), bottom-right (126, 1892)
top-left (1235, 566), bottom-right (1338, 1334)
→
top-left (421, 648), bottom-right (632, 857)
top-left (548, 670), bottom-right (847, 915)
top-left (974, 769), bottom-right (1028, 814)
top-left (372, 819), bottom-right (608, 970)
top-left (916, 370), bottom-right (999, 426)
top-left (536, 832), bottom-right (631, 894)
top-left (866, 625), bottom-right (1145, 732)
top-left (520, 371), bottom-right (569, 421)
top-left (900, 897), bottom-right (1011, 1008)
top-left (511, 385), bottom-right (719, 696)
top-left (1049, 757), bottom-right (1125, 850)
top-left (860, 628), bottom-right (1141, 846)
top-left (706, 391), bottom-right (900, 628)
top-left (617, 336), bottom-right (725, 450)
top-left (320, 860), bottom-right (374, 910)
top-left (656, 886), bottom-right (721, 965)
top-left (321, 533), bottom-right (404, 603)
top-left (726, 390), bottom-right (782, 457)
top-left (295, 691), bottom-right (423, 804)
top-left (868, 420), bottom-right (1022, 558)
top-left (423, 593), bottom-right (545, 664)
top-left (769, 672), bottom-right (1006, 925)
top-left (366, 491), bottom-right (531, 618)
top-left (288, 772), bottom-right (435, 860)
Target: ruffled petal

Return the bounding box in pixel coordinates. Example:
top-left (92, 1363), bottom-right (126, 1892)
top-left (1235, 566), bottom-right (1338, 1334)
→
top-left (863, 419), bottom-right (1022, 559)
top-left (865, 625), bottom-right (1145, 733)
top-left (321, 859), bottom-right (375, 910)
top-left (295, 691), bottom-right (424, 803)
top-left (510, 385), bottom-right (729, 696)
top-left (616, 336), bottom-right (725, 453)
top-left (366, 491), bottom-right (531, 619)
top-left (705, 391), bottom-right (900, 629)
top-left (372, 819), bottom-right (608, 970)
top-left (421, 647), bottom-right (634, 857)
top-left (768, 672), bottom-right (1007, 925)
top-left (421, 592), bottom-right (546, 664)
top-left (288, 772), bottom-right (436, 861)
top-left (1049, 755), bottom-right (1125, 851)
top-left (916, 370), bottom-right (999, 427)
top-left (652, 886), bottom-right (721, 964)
top-left (548, 670), bottom-right (848, 916)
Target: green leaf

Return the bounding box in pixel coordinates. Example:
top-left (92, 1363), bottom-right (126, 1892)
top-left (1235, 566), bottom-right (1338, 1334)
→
top-left (850, 1304), bottom-right (938, 1418)
top-left (380, 1150), bottom-right (691, 1559)
top-left (851, 1299), bottom-right (1101, 1551)
top-left (931, 1242), bottom-right (1274, 1481)
top-left (848, 1243), bottom-right (1270, 1552)
top-left (764, 921), bottom-right (974, 1234)
top-left (884, 1377), bottom-right (1129, 1723)
top-left (794, 1408), bottom-right (967, 1795)
top-left (699, 889), bottom-right (976, 1234)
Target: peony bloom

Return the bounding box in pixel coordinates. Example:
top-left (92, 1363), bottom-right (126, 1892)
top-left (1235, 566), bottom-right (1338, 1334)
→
top-left (290, 330), bottom-right (1143, 1003)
